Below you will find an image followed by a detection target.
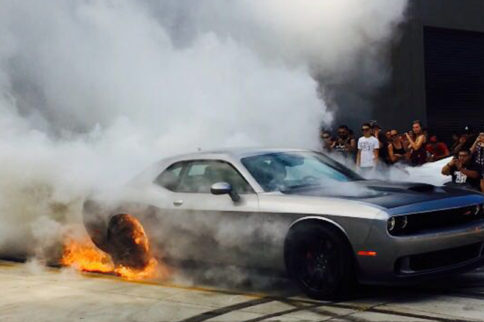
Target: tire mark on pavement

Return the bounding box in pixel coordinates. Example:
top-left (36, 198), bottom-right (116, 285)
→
top-left (279, 298), bottom-right (472, 322)
top-left (242, 304), bottom-right (326, 322)
top-left (359, 306), bottom-right (472, 322)
top-left (178, 297), bottom-right (273, 322)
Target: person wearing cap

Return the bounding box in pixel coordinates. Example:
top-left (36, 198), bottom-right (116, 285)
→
top-left (452, 125), bottom-right (476, 154)
top-left (426, 135), bottom-right (450, 162)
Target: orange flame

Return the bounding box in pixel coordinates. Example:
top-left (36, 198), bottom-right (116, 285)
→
top-left (61, 225), bottom-right (170, 281)
top-left (61, 236), bottom-right (114, 274)
top-left (114, 257), bottom-right (161, 280)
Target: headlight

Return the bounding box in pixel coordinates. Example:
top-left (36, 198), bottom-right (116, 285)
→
top-left (400, 215), bottom-right (408, 229)
top-left (466, 204), bottom-right (484, 216)
top-left (387, 217), bottom-right (396, 232)
top-left (388, 215), bottom-right (408, 233)
top-left (473, 205), bottom-right (481, 216)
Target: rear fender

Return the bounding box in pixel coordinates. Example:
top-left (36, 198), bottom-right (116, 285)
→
top-left (83, 199), bottom-right (156, 252)
top-left (82, 199), bottom-right (110, 252)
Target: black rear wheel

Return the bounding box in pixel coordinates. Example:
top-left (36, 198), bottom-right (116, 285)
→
top-left (285, 223), bottom-right (355, 300)
top-left (107, 214), bottom-right (150, 269)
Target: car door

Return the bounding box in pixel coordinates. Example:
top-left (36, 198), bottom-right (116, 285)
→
top-left (151, 159), bottom-right (262, 267)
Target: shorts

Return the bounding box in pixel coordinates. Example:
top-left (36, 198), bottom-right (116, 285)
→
top-left (358, 167), bottom-right (375, 178)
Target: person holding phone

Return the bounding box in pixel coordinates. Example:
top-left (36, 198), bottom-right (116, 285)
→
top-left (441, 149), bottom-right (481, 190)
top-left (332, 125), bottom-right (356, 160)
top-left (406, 120), bottom-right (427, 166)
top-left (470, 130), bottom-right (484, 192)
top-left (470, 131), bottom-right (484, 167)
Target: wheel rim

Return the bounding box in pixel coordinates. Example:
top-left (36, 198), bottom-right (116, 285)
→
top-left (297, 238), bottom-right (340, 293)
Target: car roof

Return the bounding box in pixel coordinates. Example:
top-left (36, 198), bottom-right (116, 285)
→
top-left (130, 147), bottom-right (313, 189)
top-left (160, 147), bottom-right (312, 162)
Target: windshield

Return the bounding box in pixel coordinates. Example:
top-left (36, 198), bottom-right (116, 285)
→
top-left (241, 151), bottom-right (363, 192)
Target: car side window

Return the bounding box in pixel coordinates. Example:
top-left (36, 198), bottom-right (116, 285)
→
top-left (154, 162), bottom-right (184, 191)
top-left (177, 160), bottom-right (253, 194)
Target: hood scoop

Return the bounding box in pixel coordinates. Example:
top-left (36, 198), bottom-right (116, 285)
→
top-left (406, 183), bottom-right (435, 192)
top-left (363, 181), bottom-right (436, 193)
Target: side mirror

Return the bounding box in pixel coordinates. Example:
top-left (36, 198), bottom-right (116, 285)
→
top-left (210, 182), bottom-right (240, 202)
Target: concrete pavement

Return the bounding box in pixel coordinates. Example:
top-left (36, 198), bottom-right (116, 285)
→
top-left (1, 260), bottom-right (484, 321)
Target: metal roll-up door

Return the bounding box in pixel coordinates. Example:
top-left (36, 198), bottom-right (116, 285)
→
top-left (424, 26), bottom-right (484, 142)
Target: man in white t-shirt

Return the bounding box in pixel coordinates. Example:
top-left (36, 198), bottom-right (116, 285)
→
top-left (357, 123), bottom-right (379, 176)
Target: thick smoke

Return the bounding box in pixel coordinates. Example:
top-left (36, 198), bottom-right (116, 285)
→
top-left (0, 0), bottom-right (408, 276)
top-left (145, 0), bottom-right (408, 118)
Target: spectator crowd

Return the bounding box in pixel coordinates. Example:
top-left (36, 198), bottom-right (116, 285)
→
top-left (320, 121), bottom-right (484, 193)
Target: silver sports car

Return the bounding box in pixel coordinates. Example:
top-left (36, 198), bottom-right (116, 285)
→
top-left (83, 148), bottom-right (484, 299)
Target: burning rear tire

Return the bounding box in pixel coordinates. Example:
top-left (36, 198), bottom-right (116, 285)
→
top-left (285, 223), bottom-right (355, 300)
top-left (107, 214), bottom-right (150, 269)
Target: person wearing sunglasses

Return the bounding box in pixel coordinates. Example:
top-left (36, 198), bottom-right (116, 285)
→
top-left (332, 125), bottom-right (356, 160)
top-left (387, 130), bottom-right (407, 164)
top-left (356, 123), bottom-right (379, 176)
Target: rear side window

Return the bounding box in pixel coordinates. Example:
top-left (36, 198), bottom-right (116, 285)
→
top-left (156, 160), bottom-right (253, 194)
top-left (154, 163), bottom-right (184, 191)
top-left (178, 160), bottom-right (253, 194)
top-left (154, 160), bottom-right (254, 194)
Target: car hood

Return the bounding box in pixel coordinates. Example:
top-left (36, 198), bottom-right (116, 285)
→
top-left (281, 180), bottom-right (484, 211)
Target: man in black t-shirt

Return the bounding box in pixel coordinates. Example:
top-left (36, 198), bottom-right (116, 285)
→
top-left (441, 149), bottom-right (481, 190)
top-left (332, 125), bottom-right (356, 159)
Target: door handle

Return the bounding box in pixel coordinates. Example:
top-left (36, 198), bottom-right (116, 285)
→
top-left (173, 200), bottom-right (184, 207)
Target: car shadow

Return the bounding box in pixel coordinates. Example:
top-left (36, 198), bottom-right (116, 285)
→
top-left (351, 267), bottom-right (484, 303)
top-left (175, 266), bottom-right (484, 322)
top-left (173, 263), bottom-right (484, 302)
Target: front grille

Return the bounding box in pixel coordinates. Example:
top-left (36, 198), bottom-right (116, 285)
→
top-left (396, 242), bottom-right (483, 273)
top-left (389, 205), bottom-right (484, 236)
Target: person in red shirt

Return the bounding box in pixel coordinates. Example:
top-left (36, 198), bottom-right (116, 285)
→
top-left (426, 135), bottom-right (450, 162)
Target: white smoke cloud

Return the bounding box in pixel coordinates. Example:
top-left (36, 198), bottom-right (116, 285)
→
top-left (1, 1), bottom-right (328, 148)
top-left (0, 0), bottom-right (407, 264)
top-left (147, 0), bottom-right (407, 89)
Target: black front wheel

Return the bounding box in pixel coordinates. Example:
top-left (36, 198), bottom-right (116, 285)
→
top-left (285, 224), bottom-right (355, 300)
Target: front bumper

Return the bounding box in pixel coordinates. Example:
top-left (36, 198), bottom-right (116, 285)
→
top-left (356, 219), bottom-right (484, 285)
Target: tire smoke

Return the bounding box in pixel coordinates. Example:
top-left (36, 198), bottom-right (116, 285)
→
top-left (0, 0), bottom-right (408, 284)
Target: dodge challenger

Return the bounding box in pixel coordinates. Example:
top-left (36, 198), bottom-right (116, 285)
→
top-left (83, 148), bottom-right (484, 299)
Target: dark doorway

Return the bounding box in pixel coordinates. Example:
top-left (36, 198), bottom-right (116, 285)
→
top-left (424, 26), bottom-right (484, 142)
